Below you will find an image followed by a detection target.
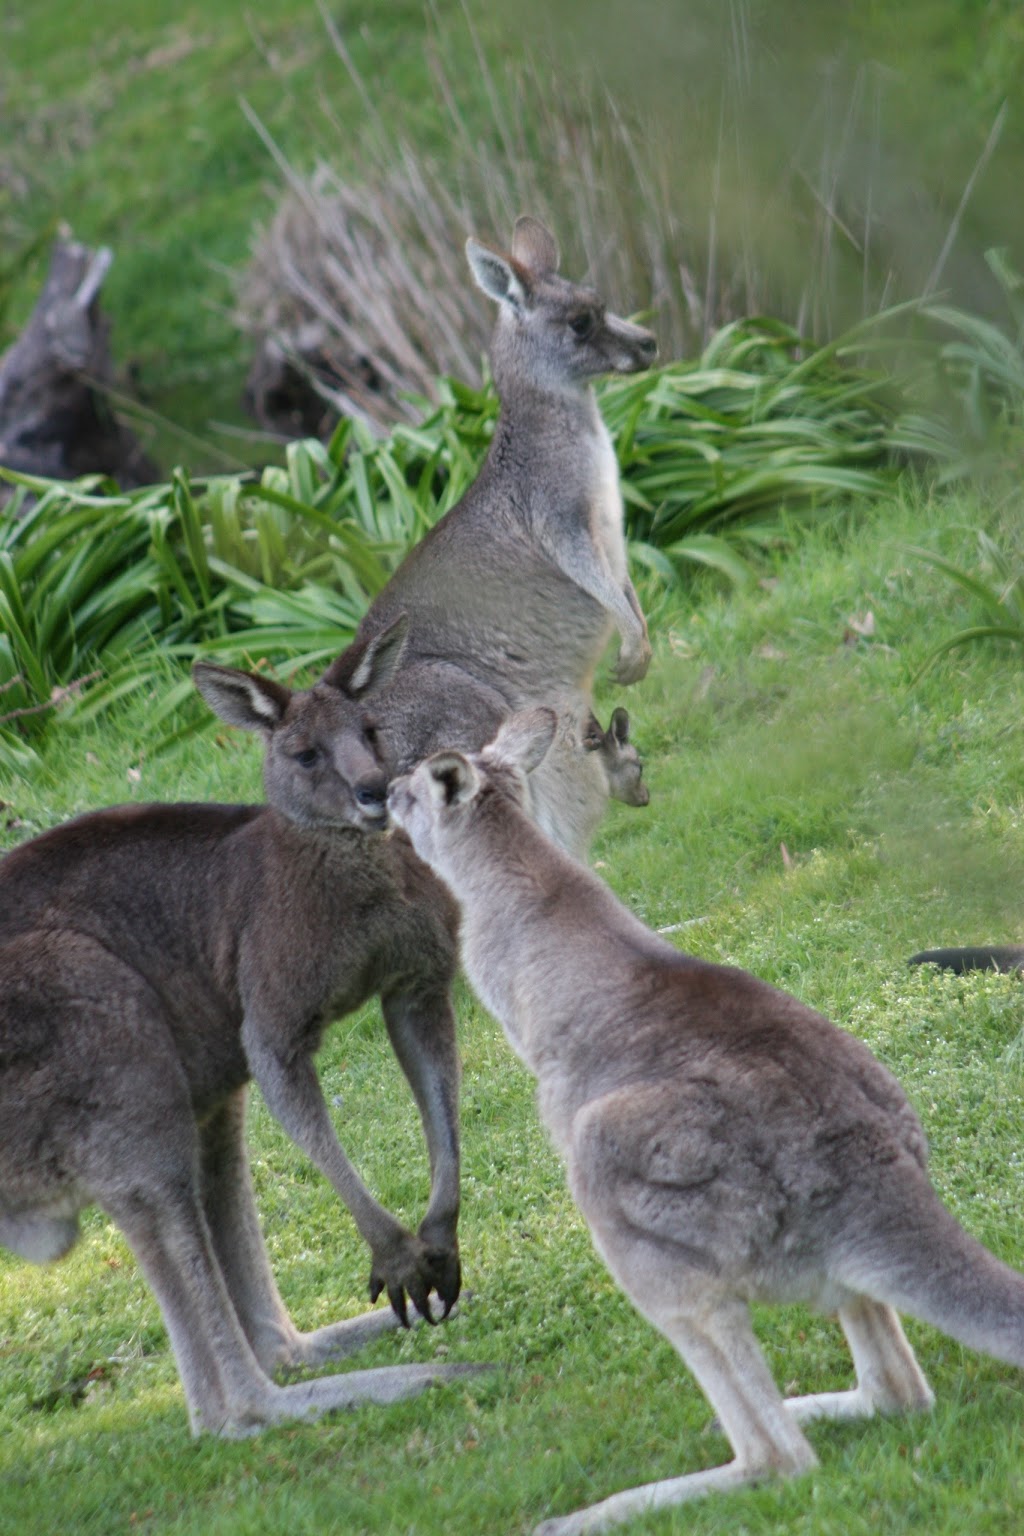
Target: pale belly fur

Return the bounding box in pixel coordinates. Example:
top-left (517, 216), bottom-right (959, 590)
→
top-left (589, 419), bottom-right (628, 586)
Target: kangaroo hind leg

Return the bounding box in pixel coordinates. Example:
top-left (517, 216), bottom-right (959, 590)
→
top-left (199, 1089), bottom-right (407, 1376)
top-left (112, 1148), bottom-right (474, 1438)
top-left (534, 1296), bottom-right (816, 1536)
top-left (784, 1294), bottom-right (934, 1425)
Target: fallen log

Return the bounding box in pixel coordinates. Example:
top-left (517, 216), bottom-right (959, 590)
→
top-left (0, 239), bottom-right (155, 493)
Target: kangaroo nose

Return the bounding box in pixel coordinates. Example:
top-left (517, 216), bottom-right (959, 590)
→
top-left (355, 776), bottom-right (388, 812)
top-left (638, 333), bottom-right (657, 363)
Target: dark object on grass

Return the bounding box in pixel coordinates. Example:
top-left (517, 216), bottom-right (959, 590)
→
top-left (244, 323), bottom-right (343, 441)
top-left (908, 946), bottom-right (1024, 974)
top-left (0, 239), bottom-right (155, 495)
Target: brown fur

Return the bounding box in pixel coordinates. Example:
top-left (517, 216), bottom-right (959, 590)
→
top-left (0, 649), bottom-right (473, 1436)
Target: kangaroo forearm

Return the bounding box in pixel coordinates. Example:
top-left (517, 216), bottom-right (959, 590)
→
top-left (567, 551), bottom-right (641, 639)
top-left (303, 1128), bottom-right (410, 1251)
top-left (623, 576), bottom-right (647, 632)
top-left (244, 1030), bottom-right (409, 1251)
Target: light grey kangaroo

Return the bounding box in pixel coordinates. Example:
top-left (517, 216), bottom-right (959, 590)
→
top-left (583, 706), bottom-right (649, 809)
top-left (0, 636), bottom-right (475, 1437)
top-left (323, 214), bottom-right (656, 858)
top-left (390, 710), bottom-right (1024, 1536)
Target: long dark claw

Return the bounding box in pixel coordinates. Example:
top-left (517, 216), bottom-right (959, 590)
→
top-left (408, 1276), bottom-right (434, 1323)
top-left (369, 1274), bottom-right (385, 1306)
top-left (427, 1247), bottom-right (462, 1316)
top-left (387, 1284), bottom-right (410, 1329)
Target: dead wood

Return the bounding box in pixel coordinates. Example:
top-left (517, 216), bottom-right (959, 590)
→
top-left (0, 239), bottom-right (156, 494)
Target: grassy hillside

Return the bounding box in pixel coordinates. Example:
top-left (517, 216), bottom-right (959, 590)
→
top-left (3, 1), bottom-right (1023, 471)
top-left (1, 480), bottom-right (1022, 1534)
top-left (0, 1), bottom-right (498, 464)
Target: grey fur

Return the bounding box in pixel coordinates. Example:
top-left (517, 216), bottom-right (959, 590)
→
top-left (323, 215), bottom-right (656, 858)
top-left (390, 714), bottom-right (1024, 1534)
top-left (583, 706), bottom-right (649, 808)
top-left (0, 649), bottom-right (471, 1436)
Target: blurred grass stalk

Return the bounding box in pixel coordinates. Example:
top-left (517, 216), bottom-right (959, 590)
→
top-left (236, 0), bottom-right (1016, 435)
top-left (910, 529), bottom-right (1024, 678)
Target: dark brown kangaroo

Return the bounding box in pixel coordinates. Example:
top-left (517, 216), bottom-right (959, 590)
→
top-left (0, 638), bottom-right (473, 1436)
top-left (323, 215), bottom-right (657, 858)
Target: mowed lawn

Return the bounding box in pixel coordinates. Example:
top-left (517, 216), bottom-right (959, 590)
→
top-left (1, 482), bottom-right (1023, 1534)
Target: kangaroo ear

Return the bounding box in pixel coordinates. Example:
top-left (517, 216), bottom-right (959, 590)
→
top-left (466, 237), bottom-right (528, 311)
top-left (425, 751), bottom-right (481, 808)
top-left (511, 216), bottom-right (559, 277)
top-left (193, 662), bottom-right (291, 732)
top-left (582, 714), bottom-right (606, 753)
top-left (348, 614), bottom-right (409, 697)
top-left (484, 707), bottom-right (557, 775)
top-left (609, 707), bottom-right (631, 746)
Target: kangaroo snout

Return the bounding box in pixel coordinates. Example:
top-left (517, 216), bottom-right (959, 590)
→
top-left (354, 774), bottom-right (390, 824)
top-left (634, 329), bottom-right (658, 365)
top-left (607, 313), bottom-right (657, 372)
top-left (385, 775), bottom-right (417, 830)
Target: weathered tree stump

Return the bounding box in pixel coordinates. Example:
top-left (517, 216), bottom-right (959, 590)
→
top-left (0, 240), bottom-right (156, 493)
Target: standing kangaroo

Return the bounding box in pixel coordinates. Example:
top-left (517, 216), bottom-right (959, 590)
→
top-left (323, 215), bottom-right (656, 857)
top-left (390, 711), bottom-right (1024, 1535)
top-left (0, 637), bottom-right (472, 1437)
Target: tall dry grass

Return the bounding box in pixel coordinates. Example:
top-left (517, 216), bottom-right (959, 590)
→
top-left (236, 3), bottom-right (1011, 433)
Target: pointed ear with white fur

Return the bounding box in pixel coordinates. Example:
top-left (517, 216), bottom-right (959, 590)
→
top-left (348, 613), bottom-right (409, 697)
top-left (483, 708), bottom-right (557, 776)
top-left (192, 661), bottom-right (291, 733)
top-left (609, 707), bottom-right (631, 746)
top-left (425, 751), bottom-right (481, 808)
top-left (466, 238), bottom-right (528, 311)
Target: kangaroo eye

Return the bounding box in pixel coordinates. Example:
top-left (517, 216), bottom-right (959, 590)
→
top-left (569, 310), bottom-right (596, 339)
top-left (294, 747), bottom-right (318, 769)
top-left (364, 723), bottom-right (379, 747)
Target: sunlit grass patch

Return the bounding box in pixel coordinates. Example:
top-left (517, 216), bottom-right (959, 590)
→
top-left (2, 475), bottom-right (1024, 1533)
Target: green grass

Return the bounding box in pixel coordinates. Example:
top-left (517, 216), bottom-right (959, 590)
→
top-left (2, 334), bottom-right (948, 752)
top-left (4, 0), bottom-right (1024, 474)
top-left (2, 478), bottom-right (1024, 1533)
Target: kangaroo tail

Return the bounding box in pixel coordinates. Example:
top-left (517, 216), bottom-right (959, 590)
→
top-left (907, 945), bottom-right (1024, 975)
top-left (835, 1167), bottom-right (1024, 1370)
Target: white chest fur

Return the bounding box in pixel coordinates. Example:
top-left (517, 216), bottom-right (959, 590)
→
top-left (588, 418), bottom-right (627, 584)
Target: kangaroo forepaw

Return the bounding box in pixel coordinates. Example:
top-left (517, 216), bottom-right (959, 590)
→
top-left (368, 1233), bottom-right (462, 1326)
top-left (614, 640), bottom-right (652, 685)
top-left (421, 1242), bottom-right (462, 1319)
